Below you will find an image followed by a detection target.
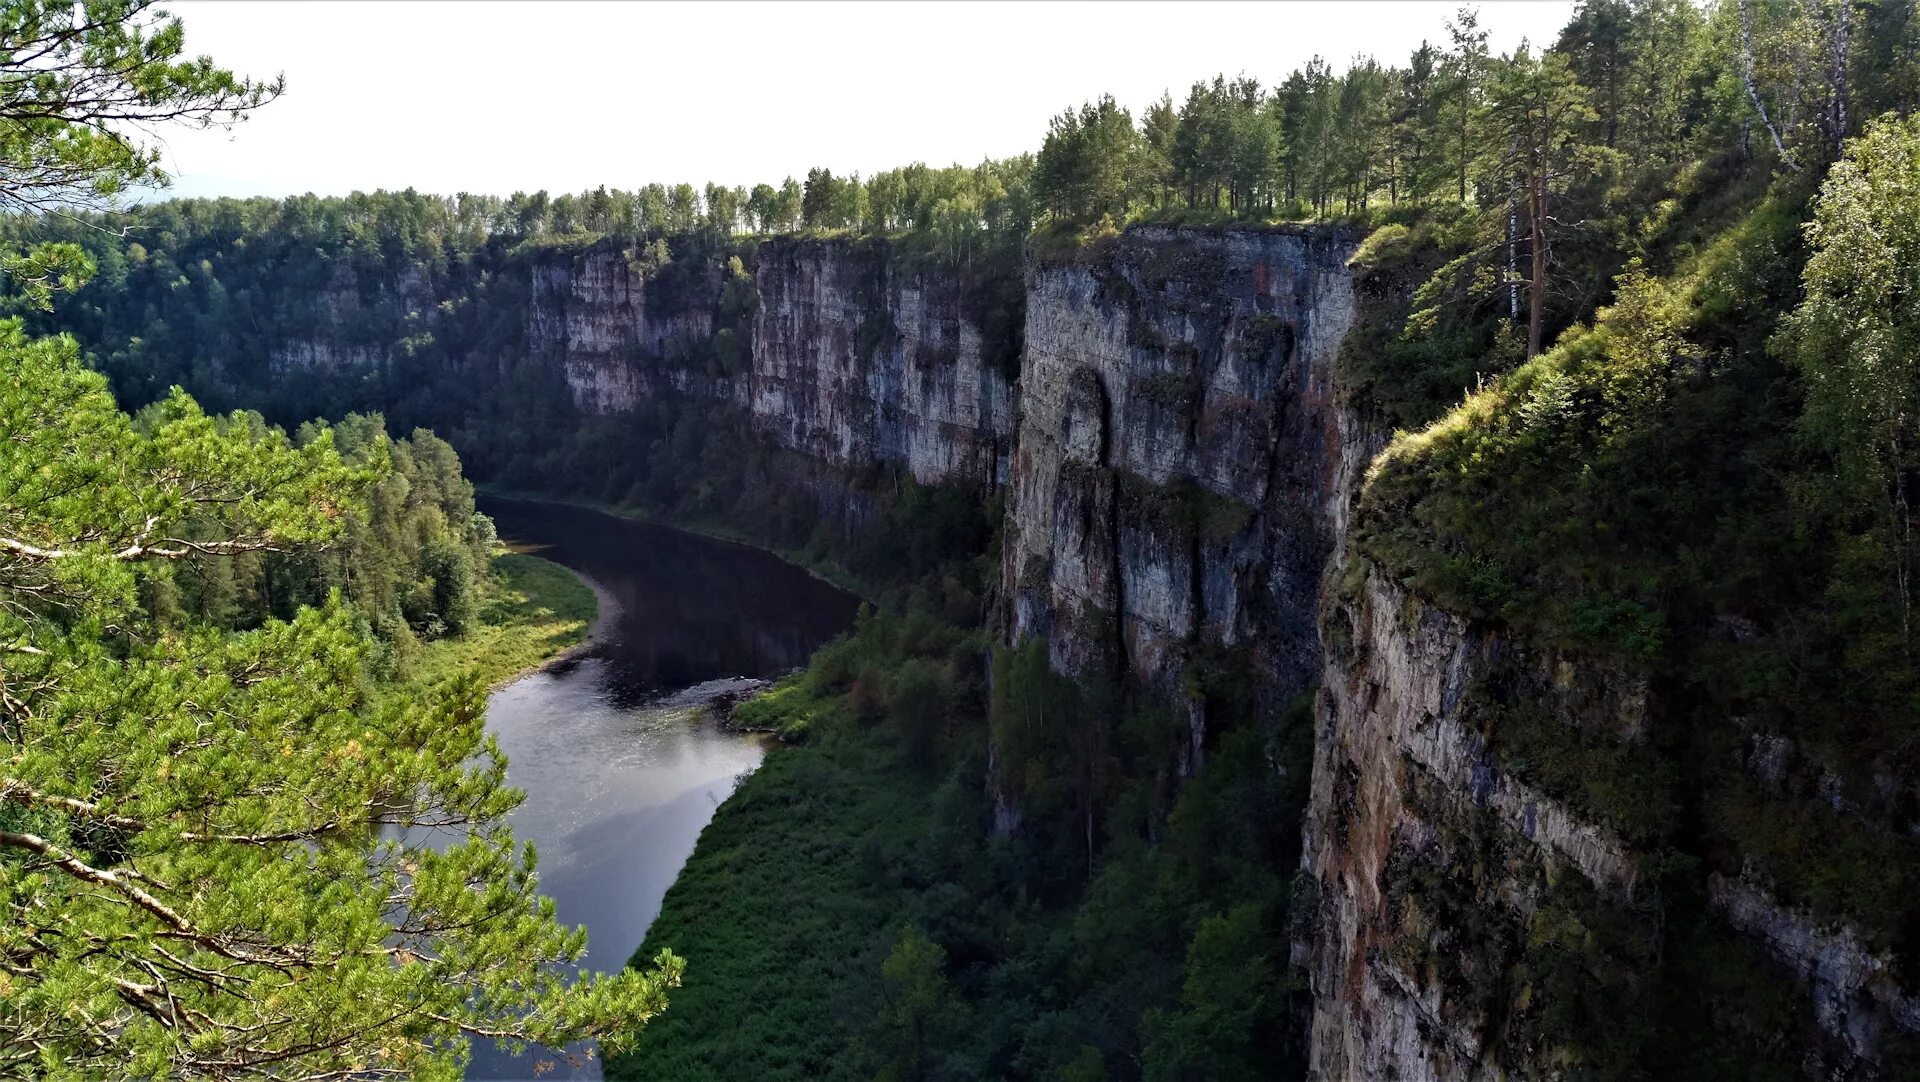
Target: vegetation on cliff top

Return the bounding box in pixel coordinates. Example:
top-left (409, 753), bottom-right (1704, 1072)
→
top-left (1332, 7), bottom-right (1920, 1072)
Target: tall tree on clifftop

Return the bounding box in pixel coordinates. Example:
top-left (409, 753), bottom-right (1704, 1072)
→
top-left (1394, 41), bottom-right (1447, 205)
top-left (1034, 95), bottom-right (1142, 224)
top-left (1444, 7), bottom-right (1494, 202)
top-left (1483, 47), bottom-right (1595, 357)
top-left (1559, 0), bottom-right (1632, 149)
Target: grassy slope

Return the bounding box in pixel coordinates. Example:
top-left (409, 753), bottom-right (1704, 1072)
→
top-left (404, 550), bottom-right (596, 691)
top-left (606, 697), bottom-right (934, 1081)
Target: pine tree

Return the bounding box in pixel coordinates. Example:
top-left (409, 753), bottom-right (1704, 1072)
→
top-left (1482, 48), bottom-right (1595, 357)
top-left (0, 3), bottom-right (683, 1075)
top-left (1444, 8), bottom-right (1494, 203)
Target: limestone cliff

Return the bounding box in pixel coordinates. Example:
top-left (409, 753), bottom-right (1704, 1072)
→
top-left (259, 262), bottom-right (439, 376)
top-left (1005, 226), bottom-right (1357, 711)
top-left (749, 238), bottom-right (1014, 488)
top-left (1300, 546), bottom-right (1920, 1080)
top-left (1301, 566), bottom-right (1644, 1079)
top-left (528, 247), bottom-right (723, 414)
top-left (1299, 342), bottom-right (1920, 1081)
top-left (525, 237), bottom-right (1015, 491)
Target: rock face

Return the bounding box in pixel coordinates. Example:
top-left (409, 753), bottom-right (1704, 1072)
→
top-left (258, 263), bottom-right (439, 376)
top-left (1004, 226), bottom-right (1357, 702)
top-left (1301, 567), bottom-right (1645, 1080)
top-left (527, 248), bottom-right (723, 414)
top-left (1711, 874), bottom-right (1920, 1073)
top-left (1297, 422), bottom-right (1920, 1078)
top-left (523, 238), bottom-right (1015, 490)
top-left (749, 238), bottom-right (1014, 487)
top-left (1299, 552), bottom-right (1920, 1078)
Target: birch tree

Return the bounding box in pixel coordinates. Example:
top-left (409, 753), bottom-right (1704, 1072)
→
top-left (1787, 113), bottom-right (1920, 662)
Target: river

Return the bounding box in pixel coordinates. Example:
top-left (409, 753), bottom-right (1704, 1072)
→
top-left (463, 497), bottom-right (860, 1079)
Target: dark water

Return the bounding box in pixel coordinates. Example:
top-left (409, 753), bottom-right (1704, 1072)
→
top-left (462, 497), bottom-right (859, 1079)
top-left (482, 498), bottom-right (860, 704)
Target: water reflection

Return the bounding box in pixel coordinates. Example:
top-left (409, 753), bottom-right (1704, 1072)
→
top-left (482, 498), bottom-right (860, 705)
top-left (459, 498), bottom-right (858, 1079)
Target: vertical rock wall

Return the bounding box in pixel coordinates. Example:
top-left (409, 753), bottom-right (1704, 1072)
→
top-left (749, 238), bottom-right (1014, 488)
top-left (530, 237), bottom-right (1015, 490)
top-left (1301, 568), bottom-right (1645, 1079)
top-left (1004, 226), bottom-right (1357, 704)
top-left (527, 248), bottom-right (722, 414)
top-left (259, 263), bottom-right (439, 376)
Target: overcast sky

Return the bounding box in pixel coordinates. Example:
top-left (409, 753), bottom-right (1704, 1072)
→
top-left (153, 1), bottom-right (1578, 201)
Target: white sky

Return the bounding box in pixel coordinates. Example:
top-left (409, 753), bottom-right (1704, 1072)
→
top-left (154, 0), bottom-right (1578, 201)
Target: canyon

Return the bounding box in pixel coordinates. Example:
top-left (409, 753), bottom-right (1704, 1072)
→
top-left (201, 224), bottom-right (1920, 1077)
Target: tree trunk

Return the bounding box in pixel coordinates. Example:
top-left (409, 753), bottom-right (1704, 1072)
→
top-left (1740, 0), bottom-right (1803, 171)
top-left (1507, 196), bottom-right (1519, 322)
top-left (1085, 798), bottom-right (1094, 881)
top-left (1528, 172), bottom-right (1548, 358)
top-left (1896, 438), bottom-right (1913, 664)
top-left (1828, 0), bottom-right (1850, 156)
top-left (1605, 41), bottom-right (1620, 149)
top-left (1506, 148), bottom-right (1520, 323)
top-left (1458, 115), bottom-right (1470, 202)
